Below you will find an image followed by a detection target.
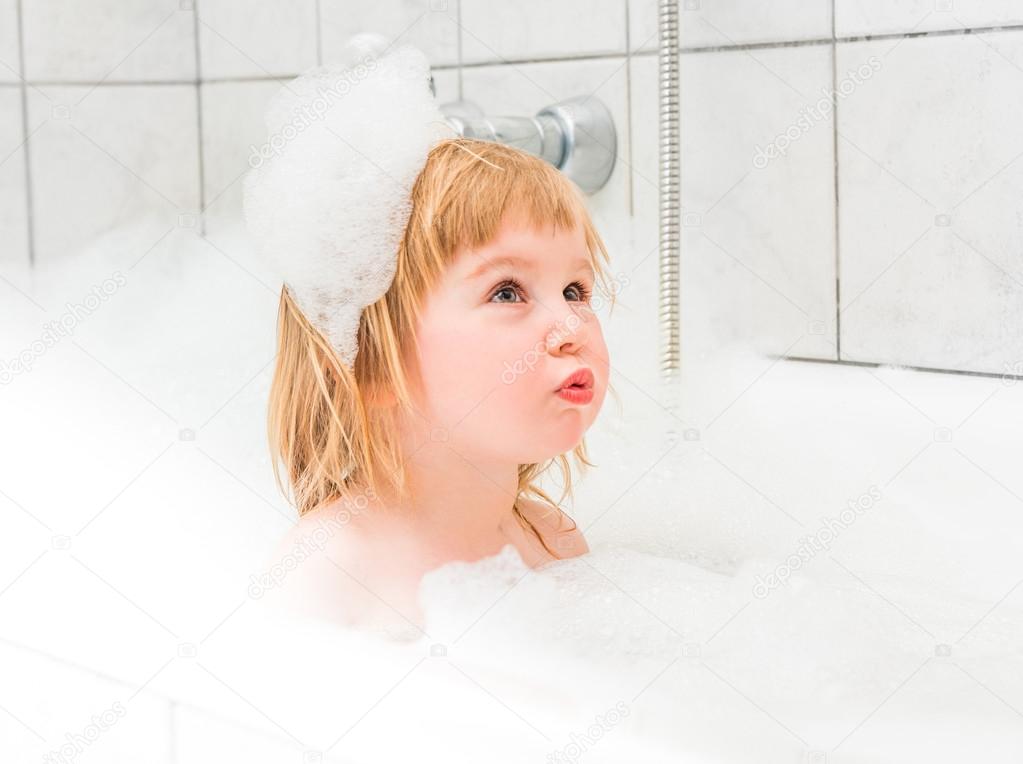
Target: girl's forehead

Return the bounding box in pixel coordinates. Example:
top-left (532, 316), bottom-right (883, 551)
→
top-left (459, 218), bottom-right (588, 265)
top-left (456, 238), bottom-right (593, 284)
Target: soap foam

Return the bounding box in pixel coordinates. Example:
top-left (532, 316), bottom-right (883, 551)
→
top-left (242, 34), bottom-right (453, 367)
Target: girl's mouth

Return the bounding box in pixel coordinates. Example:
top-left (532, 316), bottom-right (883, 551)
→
top-left (556, 368), bottom-right (595, 405)
top-left (557, 386), bottom-right (594, 404)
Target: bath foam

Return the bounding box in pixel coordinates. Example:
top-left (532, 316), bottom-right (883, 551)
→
top-left (242, 34), bottom-right (453, 367)
top-left (7, 218), bottom-right (1023, 762)
top-left (201, 534), bottom-right (1023, 763)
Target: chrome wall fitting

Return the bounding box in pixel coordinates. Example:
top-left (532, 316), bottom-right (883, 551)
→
top-left (438, 96), bottom-right (617, 194)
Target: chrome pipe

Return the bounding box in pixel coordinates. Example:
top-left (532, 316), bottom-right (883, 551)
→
top-left (436, 95), bottom-right (617, 195)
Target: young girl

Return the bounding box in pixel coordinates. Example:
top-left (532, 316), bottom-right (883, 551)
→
top-left (260, 137), bottom-right (618, 633)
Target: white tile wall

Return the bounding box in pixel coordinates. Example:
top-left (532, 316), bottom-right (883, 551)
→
top-left (836, 31), bottom-right (1023, 374)
top-left (460, 0), bottom-right (627, 63)
top-left (200, 79), bottom-right (289, 233)
top-left (0, 87), bottom-right (28, 275)
top-left (630, 0), bottom-right (832, 53)
top-left (21, 0), bottom-right (195, 82)
top-left (6, 0), bottom-right (1019, 376)
top-left (320, 0), bottom-right (461, 68)
top-left (632, 44), bottom-right (838, 364)
top-left (0, 0), bottom-right (19, 83)
top-left (25, 84), bottom-right (199, 262)
top-left (198, 0), bottom-right (319, 80)
top-left (835, 0), bottom-right (1023, 38)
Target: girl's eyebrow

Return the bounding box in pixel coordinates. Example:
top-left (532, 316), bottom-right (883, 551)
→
top-left (468, 255), bottom-right (536, 280)
top-left (468, 254), bottom-right (592, 280)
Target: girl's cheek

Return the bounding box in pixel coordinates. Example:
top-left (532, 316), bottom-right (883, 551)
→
top-left (427, 327), bottom-right (512, 395)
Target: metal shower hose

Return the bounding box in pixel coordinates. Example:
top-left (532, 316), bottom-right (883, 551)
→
top-left (658, 0), bottom-right (681, 414)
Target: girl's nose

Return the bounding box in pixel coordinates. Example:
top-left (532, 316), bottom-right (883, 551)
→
top-left (545, 303), bottom-right (593, 356)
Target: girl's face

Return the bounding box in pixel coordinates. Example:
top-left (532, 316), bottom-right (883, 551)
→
top-left (408, 211), bottom-right (610, 464)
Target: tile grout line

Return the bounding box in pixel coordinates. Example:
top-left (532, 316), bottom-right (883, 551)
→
top-left (783, 354), bottom-right (1023, 382)
top-left (314, 0), bottom-right (323, 66)
top-left (624, 0), bottom-right (634, 218)
top-left (192, 0), bottom-right (206, 237)
top-left (15, 14), bottom-right (1023, 94)
top-left (17, 76), bottom-right (319, 86)
top-left (681, 21), bottom-right (1023, 53)
top-left (456, 0), bottom-right (463, 100)
top-left (9, 21), bottom-right (1023, 92)
top-left (831, 0), bottom-right (841, 360)
top-left (15, 0), bottom-right (34, 269)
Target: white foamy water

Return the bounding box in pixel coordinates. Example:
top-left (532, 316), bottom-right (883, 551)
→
top-left (1, 219), bottom-right (1021, 762)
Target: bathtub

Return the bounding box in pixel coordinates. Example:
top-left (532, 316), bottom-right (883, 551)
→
top-left (1, 220), bottom-right (1021, 762)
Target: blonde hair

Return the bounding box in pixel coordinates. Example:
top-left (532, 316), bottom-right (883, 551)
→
top-left (267, 138), bottom-right (618, 558)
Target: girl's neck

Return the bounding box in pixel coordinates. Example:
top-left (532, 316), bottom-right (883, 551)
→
top-left (367, 442), bottom-right (521, 559)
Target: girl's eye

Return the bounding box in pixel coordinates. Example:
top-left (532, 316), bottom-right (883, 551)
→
top-left (488, 278), bottom-right (593, 304)
top-left (565, 280), bottom-right (592, 302)
top-left (490, 279), bottom-right (525, 303)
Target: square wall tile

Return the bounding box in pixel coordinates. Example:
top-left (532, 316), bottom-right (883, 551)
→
top-left (0, 0), bottom-right (19, 82)
top-left (22, 0), bottom-right (195, 82)
top-left (0, 87), bottom-right (28, 273)
top-left (320, 0), bottom-right (460, 68)
top-left (837, 32), bottom-right (1023, 374)
top-left (836, 0), bottom-right (1023, 37)
top-left (628, 0), bottom-right (660, 54)
top-left (630, 0), bottom-right (832, 53)
top-left (200, 79), bottom-right (289, 233)
top-left (198, 0), bottom-right (318, 79)
top-left (632, 45), bottom-right (838, 365)
top-left (461, 0), bottom-right (626, 63)
top-left (26, 84), bottom-right (199, 262)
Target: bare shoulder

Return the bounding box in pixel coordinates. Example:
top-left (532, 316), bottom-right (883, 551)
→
top-left (261, 503), bottom-right (380, 626)
top-left (517, 496), bottom-right (590, 559)
top-left (271, 500), bottom-right (369, 568)
top-left (264, 499), bottom-right (427, 631)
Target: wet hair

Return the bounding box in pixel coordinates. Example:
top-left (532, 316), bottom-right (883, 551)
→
top-left (267, 137), bottom-right (618, 557)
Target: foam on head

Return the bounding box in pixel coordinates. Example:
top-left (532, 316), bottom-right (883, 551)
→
top-left (242, 34), bottom-right (454, 367)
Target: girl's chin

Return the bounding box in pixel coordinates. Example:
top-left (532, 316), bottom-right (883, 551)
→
top-left (522, 433), bottom-right (588, 462)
